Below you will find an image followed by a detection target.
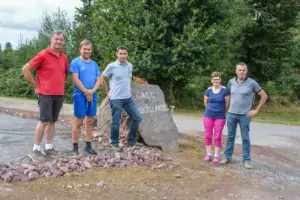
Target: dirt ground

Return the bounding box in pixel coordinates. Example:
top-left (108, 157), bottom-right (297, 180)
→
top-left (0, 134), bottom-right (299, 200)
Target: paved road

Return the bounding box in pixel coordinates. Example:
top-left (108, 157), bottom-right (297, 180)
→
top-left (173, 115), bottom-right (300, 149)
top-left (1, 96), bottom-right (300, 163)
top-left (0, 113), bottom-right (114, 164)
top-left (0, 113), bottom-right (72, 164)
top-left (0, 97), bottom-right (73, 117)
top-left (1, 96), bottom-right (299, 149)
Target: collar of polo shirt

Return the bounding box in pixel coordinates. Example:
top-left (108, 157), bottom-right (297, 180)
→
top-left (116, 60), bottom-right (128, 65)
top-left (235, 76), bottom-right (248, 83)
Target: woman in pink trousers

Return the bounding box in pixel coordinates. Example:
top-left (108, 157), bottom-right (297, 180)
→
top-left (203, 72), bottom-right (230, 163)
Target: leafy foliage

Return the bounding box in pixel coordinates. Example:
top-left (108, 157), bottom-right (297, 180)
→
top-left (0, 1), bottom-right (299, 108)
top-left (237, 0), bottom-right (300, 82)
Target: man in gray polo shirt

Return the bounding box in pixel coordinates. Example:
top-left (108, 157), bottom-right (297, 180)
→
top-left (219, 62), bottom-right (268, 169)
top-left (100, 46), bottom-right (142, 151)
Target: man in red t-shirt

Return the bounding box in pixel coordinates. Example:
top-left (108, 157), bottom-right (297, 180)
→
top-left (22, 31), bottom-right (68, 162)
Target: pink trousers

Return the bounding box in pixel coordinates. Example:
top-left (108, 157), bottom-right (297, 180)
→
top-left (203, 116), bottom-right (226, 147)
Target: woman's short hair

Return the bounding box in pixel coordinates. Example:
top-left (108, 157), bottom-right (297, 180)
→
top-left (211, 72), bottom-right (221, 78)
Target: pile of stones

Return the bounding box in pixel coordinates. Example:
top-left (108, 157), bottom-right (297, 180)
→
top-left (0, 146), bottom-right (165, 183)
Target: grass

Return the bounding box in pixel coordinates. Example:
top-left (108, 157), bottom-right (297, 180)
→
top-left (174, 108), bottom-right (204, 118)
top-left (0, 94), bottom-right (35, 100)
top-left (251, 112), bottom-right (300, 125)
top-left (174, 104), bottom-right (300, 125)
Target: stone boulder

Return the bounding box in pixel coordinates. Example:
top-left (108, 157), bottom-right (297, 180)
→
top-left (97, 83), bottom-right (179, 151)
top-left (96, 98), bottom-right (131, 146)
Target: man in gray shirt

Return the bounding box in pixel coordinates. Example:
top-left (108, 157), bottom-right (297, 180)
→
top-left (219, 62), bottom-right (268, 169)
top-left (100, 46), bottom-right (142, 152)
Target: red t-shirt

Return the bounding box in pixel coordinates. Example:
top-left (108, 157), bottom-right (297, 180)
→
top-left (29, 47), bottom-right (68, 95)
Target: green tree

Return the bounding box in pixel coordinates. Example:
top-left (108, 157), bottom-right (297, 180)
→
top-left (71, 0), bottom-right (99, 60)
top-left (74, 0), bottom-right (249, 104)
top-left (0, 8), bottom-right (75, 100)
top-left (238, 0), bottom-right (300, 82)
top-left (0, 44), bottom-right (4, 68)
top-left (290, 13), bottom-right (300, 71)
top-left (4, 42), bottom-right (12, 50)
top-left (38, 8), bottom-right (72, 53)
top-left (2, 42), bottom-right (16, 69)
top-left (284, 13), bottom-right (300, 101)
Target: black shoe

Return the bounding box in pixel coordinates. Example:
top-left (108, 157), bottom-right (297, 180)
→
top-left (72, 147), bottom-right (79, 155)
top-left (126, 142), bottom-right (135, 147)
top-left (85, 146), bottom-right (97, 155)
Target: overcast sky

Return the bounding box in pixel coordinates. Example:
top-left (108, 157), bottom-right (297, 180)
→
top-left (0, 0), bottom-right (82, 49)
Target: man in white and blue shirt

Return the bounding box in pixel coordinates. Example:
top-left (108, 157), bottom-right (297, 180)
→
top-left (69, 40), bottom-right (101, 155)
top-left (100, 46), bottom-right (142, 151)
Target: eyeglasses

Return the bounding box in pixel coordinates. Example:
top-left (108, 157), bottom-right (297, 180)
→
top-left (212, 79), bottom-right (220, 81)
top-left (54, 38), bottom-right (64, 42)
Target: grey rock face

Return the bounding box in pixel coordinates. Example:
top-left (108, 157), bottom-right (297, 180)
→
top-left (132, 84), bottom-right (179, 151)
top-left (97, 84), bottom-right (179, 151)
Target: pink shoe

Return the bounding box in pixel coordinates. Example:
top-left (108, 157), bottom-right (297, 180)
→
top-left (212, 157), bottom-right (219, 163)
top-left (204, 155), bottom-right (211, 162)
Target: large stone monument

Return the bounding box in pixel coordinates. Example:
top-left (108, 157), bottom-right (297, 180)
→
top-left (97, 83), bottom-right (179, 151)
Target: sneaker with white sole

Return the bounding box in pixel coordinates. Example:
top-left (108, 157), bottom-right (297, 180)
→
top-left (244, 162), bottom-right (252, 169)
top-left (28, 149), bottom-right (46, 162)
top-left (219, 158), bottom-right (230, 165)
top-left (44, 148), bottom-right (60, 157)
top-left (111, 145), bottom-right (122, 152)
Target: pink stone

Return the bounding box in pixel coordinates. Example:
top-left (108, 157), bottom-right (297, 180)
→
top-left (2, 172), bottom-right (13, 182)
top-left (59, 167), bottom-right (70, 173)
top-left (82, 161), bottom-right (93, 169)
top-left (96, 181), bottom-right (104, 187)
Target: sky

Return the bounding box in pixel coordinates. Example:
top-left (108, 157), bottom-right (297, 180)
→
top-left (0, 0), bottom-right (82, 49)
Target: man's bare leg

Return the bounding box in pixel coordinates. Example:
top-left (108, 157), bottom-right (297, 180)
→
top-left (43, 121), bottom-right (62, 157)
top-left (45, 121), bottom-right (55, 150)
top-left (33, 121), bottom-right (50, 151)
top-left (84, 116), bottom-right (97, 155)
top-left (28, 121), bottom-right (50, 161)
top-left (85, 116), bottom-right (94, 142)
top-left (72, 118), bottom-right (84, 155)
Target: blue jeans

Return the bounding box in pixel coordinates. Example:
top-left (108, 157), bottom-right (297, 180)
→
top-left (109, 97), bottom-right (142, 146)
top-left (224, 113), bottom-right (251, 163)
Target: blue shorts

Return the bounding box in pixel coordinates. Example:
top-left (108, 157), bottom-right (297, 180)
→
top-left (73, 93), bottom-right (97, 118)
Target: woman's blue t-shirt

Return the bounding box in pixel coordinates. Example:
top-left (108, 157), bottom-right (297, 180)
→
top-left (204, 86), bottom-right (230, 119)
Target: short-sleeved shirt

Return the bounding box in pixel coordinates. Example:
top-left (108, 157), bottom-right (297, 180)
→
top-left (204, 86), bottom-right (230, 119)
top-left (228, 77), bottom-right (262, 115)
top-left (69, 57), bottom-right (101, 98)
top-left (29, 47), bottom-right (68, 95)
top-left (103, 60), bottom-right (133, 100)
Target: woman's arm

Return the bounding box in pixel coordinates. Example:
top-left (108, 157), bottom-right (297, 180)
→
top-left (225, 96), bottom-right (230, 111)
top-left (204, 96), bottom-right (209, 107)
